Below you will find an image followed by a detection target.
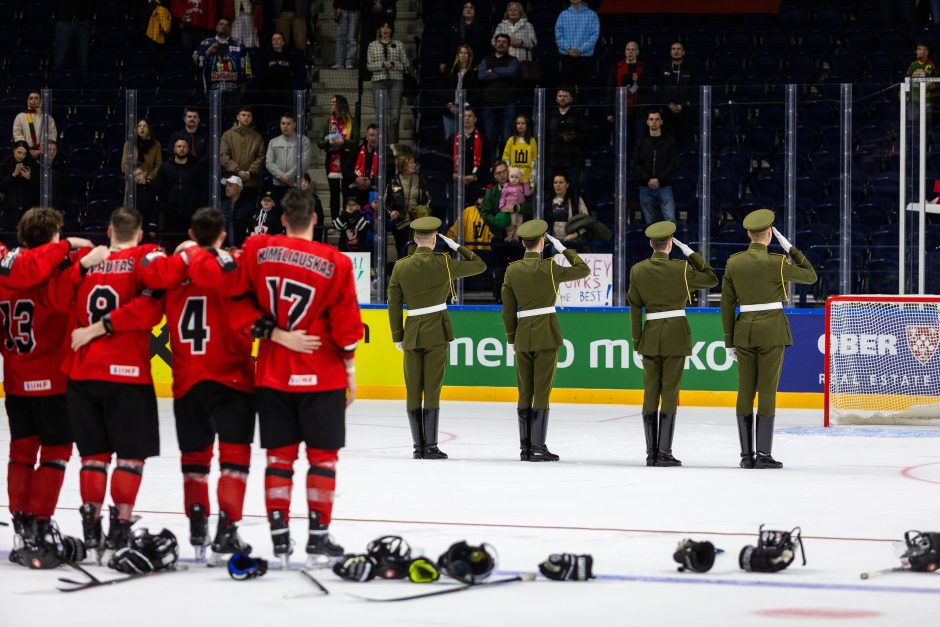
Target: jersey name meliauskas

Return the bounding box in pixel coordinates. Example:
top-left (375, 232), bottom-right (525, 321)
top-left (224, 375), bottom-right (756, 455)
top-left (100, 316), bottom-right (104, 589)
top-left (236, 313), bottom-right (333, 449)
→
top-left (89, 258), bottom-right (136, 274)
top-left (256, 246), bottom-right (335, 278)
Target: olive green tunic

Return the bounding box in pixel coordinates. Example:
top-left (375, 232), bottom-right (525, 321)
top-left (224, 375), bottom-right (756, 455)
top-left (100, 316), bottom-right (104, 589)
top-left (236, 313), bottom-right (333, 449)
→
top-left (388, 246), bottom-right (486, 408)
top-left (628, 251), bottom-right (718, 413)
top-left (501, 249), bottom-right (590, 408)
top-left (720, 243), bottom-right (817, 416)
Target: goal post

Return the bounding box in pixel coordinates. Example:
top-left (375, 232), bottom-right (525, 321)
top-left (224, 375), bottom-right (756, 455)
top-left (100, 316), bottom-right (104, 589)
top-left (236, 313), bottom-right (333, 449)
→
top-left (825, 295), bottom-right (940, 426)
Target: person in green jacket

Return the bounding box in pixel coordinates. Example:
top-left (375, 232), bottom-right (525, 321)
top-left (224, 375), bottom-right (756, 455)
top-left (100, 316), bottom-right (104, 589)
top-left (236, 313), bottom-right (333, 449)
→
top-left (628, 221), bottom-right (718, 467)
top-left (478, 160), bottom-right (533, 240)
top-left (501, 219), bottom-right (590, 462)
top-left (387, 216), bottom-right (487, 459)
top-left (721, 209), bottom-right (817, 469)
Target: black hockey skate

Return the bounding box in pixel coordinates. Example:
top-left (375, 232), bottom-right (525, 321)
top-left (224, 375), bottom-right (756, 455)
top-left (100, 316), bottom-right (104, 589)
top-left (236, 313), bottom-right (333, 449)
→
top-left (269, 510), bottom-right (293, 568)
top-left (104, 506), bottom-right (134, 556)
top-left (9, 512), bottom-right (35, 565)
top-left (188, 504), bottom-right (209, 561)
top-left (209, 511), bottom-right (252, 566)
top-left (304, 512), bottom-right (343, 570)
top-left (79, 503), bottom-right (104, 562)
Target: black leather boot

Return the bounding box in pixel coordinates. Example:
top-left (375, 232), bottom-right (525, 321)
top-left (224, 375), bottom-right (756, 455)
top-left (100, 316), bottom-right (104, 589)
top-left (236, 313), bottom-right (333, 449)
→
top-left (655, 413), bottom-right (682, 466)
top-left (407, 408), bottom-right (424, 459)
top-left (421, 408), bottom-right (448, 459)
top-left (641, 412), bottom-right (658, 466)
top-left (528, 409), bottom-right (559, 462)
top-left (518, 407), bottom-right (532, 461)
top-left (736, 414), bottom-right (755, 468)
top-left (754, 415), bottom-right (783, 469)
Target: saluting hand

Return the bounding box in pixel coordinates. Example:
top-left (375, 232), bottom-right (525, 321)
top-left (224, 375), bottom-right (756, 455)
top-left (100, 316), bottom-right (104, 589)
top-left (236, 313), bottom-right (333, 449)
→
top-left (771, 227), bottom-right (793, 253)
top-left (671, 237), bottom-right (694, 257)
top-left (545, 233), bottom-right (566, 252)
top-left (437, 233), bottom-right (460, 251)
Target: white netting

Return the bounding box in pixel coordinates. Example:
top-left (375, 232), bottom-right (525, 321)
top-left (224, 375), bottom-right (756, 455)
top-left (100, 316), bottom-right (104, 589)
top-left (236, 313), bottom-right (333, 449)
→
top-left (826, 296), bottom-right (940, 426)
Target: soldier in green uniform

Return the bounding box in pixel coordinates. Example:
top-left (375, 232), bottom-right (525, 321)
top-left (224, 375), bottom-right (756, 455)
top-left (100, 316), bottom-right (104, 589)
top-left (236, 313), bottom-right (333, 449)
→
top-left (387, 216), bottom-right (487, 459)
top-left (501, 219), bottom-right (590, 462)
top-left (721, 209), bottom-right (816, 469)
top-left (628, 221), bottom-right (718, 467)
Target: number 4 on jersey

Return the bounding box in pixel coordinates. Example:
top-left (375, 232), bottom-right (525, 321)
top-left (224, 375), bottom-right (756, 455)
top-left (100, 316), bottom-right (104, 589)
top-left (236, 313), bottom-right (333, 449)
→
top-left (179, 297), bottom-right (209, 354)
top-left (265, 278), bottom-right (315, 331)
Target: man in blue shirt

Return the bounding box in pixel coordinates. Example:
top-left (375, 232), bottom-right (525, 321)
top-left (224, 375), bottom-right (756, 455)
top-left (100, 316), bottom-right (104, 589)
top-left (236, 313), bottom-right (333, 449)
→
top-left (554, 0), bottom-right (600, 97)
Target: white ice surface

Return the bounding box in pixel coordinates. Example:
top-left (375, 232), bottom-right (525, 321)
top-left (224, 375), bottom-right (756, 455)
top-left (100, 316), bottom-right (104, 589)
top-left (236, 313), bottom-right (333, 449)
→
top-left (2, 400), bottom-right (940, 626)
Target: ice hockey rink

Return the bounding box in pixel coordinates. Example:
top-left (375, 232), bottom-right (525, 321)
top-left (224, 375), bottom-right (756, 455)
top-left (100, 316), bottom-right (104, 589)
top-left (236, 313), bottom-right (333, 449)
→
top-left (2, 399), bottom-right (939, 626)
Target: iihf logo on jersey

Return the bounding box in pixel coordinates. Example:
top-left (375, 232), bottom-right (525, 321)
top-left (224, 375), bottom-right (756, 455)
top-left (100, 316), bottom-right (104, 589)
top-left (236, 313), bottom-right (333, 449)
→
top-left (905, 325), bottom-right (940, 365)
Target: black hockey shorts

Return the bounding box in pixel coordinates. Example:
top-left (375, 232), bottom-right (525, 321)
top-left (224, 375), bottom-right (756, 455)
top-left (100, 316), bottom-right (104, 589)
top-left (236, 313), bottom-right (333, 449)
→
top-left (66, 380), bottom-right (159, 459)
top-left (6, 394), bottom-right (73, 446)
top-left (255, 387), bottom-right (346, 450)
top-left (173, 381), bottom-right (256, 452)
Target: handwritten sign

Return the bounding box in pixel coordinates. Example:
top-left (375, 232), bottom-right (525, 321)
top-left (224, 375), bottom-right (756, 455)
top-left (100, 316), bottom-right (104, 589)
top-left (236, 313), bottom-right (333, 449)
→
top-left (343, 252), bottom-right (372, 304)
top-left (553, 253), bottom-right (612, 307)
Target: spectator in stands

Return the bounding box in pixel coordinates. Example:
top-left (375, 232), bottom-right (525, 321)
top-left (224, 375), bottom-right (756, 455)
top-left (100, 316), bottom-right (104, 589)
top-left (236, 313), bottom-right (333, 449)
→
top-left (121, 119), bottom-right (163, 227)
top-left (386, 154), bottom-right (430, 257)
top-left (366, 20), bottom-right (412, 147)
top-left (546, 87), bottom-right (584, 192)
top-left (450, 108), bottom-right (489, 211)
top-left (361, 0), bottom-right (398, 74)
top-left (266, 112), bottom-right (313, 204)
top-left (906, 42), bottom-right (936, 125)
top-left (220, 175), bottom-right (255, 246)
top-left (319, 94), bottom-right (358, 222)
top-left (655, 41), bottom-right (695, 148)
top-left (491, 2), bottom-right (537, 62)
top-left (224, 0), bottom-right (261, 48)
top-left (547, 172), bottom-right (588, 241)
top-left (172, 0), bottom-right (218, 52)
top-left (0, 141), bottom-right (39, 223)
top-left (441, 2), bottom-right (490, 75)
top-left (344, 123), bottom-right (393, 208)
top-left (248, 191), bottom-right (285, 237)
top-left (52, 0), bottom-right (92, 78)
top-left (220, 106), bottom-right (265, 196)
top-left (478, 34), bottom-right (521, 159)
top-left (554, 0), bottom-right (600, 97)
top-left (442, 44), bottom-right (480, 141)
top-left (606, 40), bottom-right (645, 132)
top-left (44, 140), bottom-right (66, 212)
top-left (300, 173), bottom-right (327, 242)
top-left (155, 137), bottom-right (204, 239)
top-left (260, 32), bottom-right (296, 124)
top-left (170, 107), bottom-right (209, 161)
top-left (194, 18), bottom-right (251, 92)
top-left (634, 110), bottom-right (677, 225)
top-left (502, 114), bottom-right (536, 184)
top-left (333, 0), bottom-right (361, 69)
top-left (334, 195), bottom-right (373, 252)
top-left (13, 92), bottom-right (58, 160)
top-left (272, 0), bottom-right (307, 51)
top-left (479, 159), bottom-right (530, 299)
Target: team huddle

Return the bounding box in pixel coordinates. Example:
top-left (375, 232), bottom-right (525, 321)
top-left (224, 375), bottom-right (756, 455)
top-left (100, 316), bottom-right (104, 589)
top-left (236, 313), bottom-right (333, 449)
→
top-left (6, 189), bottom-right (362, 571)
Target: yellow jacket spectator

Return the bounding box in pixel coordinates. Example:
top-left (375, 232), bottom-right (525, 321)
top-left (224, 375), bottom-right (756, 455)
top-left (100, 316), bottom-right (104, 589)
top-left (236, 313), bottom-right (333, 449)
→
top-left (502, 115), bottom-right (537, 183)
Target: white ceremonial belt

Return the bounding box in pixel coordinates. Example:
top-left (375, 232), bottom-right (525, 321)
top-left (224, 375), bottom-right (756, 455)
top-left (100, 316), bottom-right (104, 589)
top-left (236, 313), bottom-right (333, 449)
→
top-left (645, 309), bottom-right (686, 321)
top-left (407, 303), bottom-right (448, 316)
top-left (739, 302), bottom-right (783, 312)
top-left (517, 306), bottom-right (557, 318)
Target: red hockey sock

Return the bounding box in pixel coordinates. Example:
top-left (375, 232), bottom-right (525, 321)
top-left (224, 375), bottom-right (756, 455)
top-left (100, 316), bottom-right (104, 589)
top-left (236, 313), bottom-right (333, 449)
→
top-left (181, 446), bottom-right (213, 516)
top-left (264, 444), bottom-right (298, 521)
top-left (79, 453), bottom-right (111, 512)
top-left (29, 444), bottom-right (72, 519)
top-left (8, 436), bottom-right (40, 513)
top-left (218, 442), bottom-right (251, 522)
top-left (306, 448), bottom-right (339, 526)
top-left (110, 459), bottom-right (144, 521)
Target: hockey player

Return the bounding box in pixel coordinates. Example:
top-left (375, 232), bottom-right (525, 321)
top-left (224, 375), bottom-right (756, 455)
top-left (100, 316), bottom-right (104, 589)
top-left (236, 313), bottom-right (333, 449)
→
top-left (627, 221), bottom-right (717, 466)
top-left (3, 209), bottom-right (106, 565)
top-left (187, 189), bottom-right (363, 568)
top-left (51, 206), bottom-right (167, 561)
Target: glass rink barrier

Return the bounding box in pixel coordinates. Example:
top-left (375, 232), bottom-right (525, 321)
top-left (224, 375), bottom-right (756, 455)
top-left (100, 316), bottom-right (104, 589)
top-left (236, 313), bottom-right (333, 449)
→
top-left (0, 81), bottom-right (920, 304)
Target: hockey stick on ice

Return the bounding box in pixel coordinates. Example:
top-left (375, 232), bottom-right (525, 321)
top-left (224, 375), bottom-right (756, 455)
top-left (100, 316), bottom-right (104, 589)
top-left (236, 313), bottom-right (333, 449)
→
top-left (282, 570), bottom-right (331, 598)
top-left (301, 570), bottom-right (330, 595)
top-left (860, 567), bottom-right (907, 580)
top-left (58, 561), bottom-right (187, 592)
top-left (347, 573), bottom-right (536, 602)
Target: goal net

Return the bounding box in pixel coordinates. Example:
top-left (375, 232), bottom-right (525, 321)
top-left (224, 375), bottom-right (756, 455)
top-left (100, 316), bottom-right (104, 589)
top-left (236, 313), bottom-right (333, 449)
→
top-left (826, 296), bottom-right (940, 426)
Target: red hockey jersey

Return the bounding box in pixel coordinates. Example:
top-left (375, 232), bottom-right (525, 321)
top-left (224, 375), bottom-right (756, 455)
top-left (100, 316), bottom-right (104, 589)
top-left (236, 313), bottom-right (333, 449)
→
top-left (188, 235), bottom-right (363, 392)
top-left (136, 249), bottom-right (259, 398)
top-left (51, 245), bottom-right (166, 384)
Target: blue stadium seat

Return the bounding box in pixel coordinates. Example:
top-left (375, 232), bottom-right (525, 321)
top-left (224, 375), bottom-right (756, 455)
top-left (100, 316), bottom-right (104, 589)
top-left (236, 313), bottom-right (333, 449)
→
top-left (67, 146), bottom-right (102, 175)
top-left (742, 126), bottom-right (777, 159)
